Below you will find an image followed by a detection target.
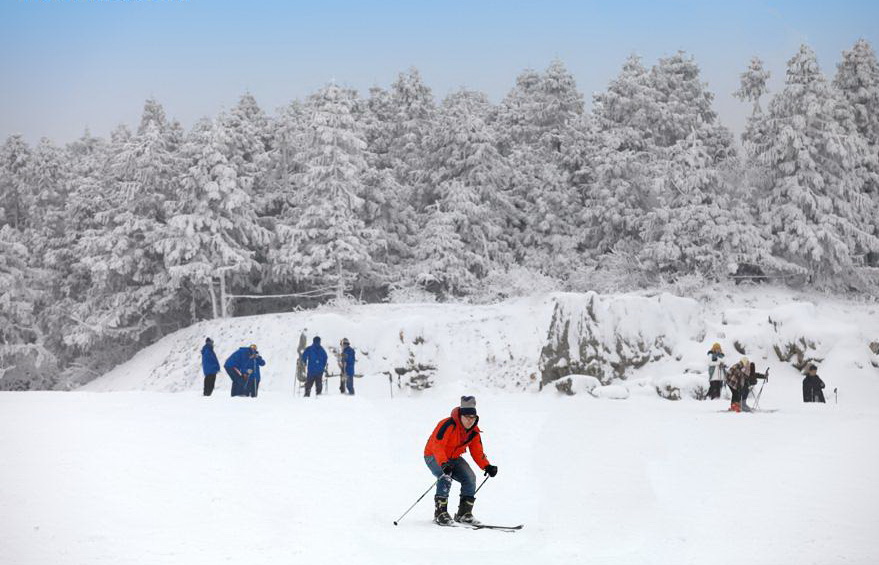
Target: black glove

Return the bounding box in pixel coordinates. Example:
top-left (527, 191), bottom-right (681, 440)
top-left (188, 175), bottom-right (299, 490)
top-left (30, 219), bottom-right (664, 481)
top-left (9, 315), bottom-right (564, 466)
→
top-left (441, 462), bottom-right (454, 475)
top-left (484, 465), bottom-right (498, 477)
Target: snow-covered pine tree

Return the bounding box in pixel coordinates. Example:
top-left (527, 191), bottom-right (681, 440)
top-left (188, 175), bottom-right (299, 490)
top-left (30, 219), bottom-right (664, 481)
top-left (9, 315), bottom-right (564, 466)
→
top-left (648, 51), bottom-right (735, 160)
top-left (157, 117), bottom-right (271, 319)
top-left (0, 135), bottom-right (31, 229)
top-left (495, 59), bottom-right (584, 158)
top-left (219, 93), bottom-right (272, 202)
top-left (497, 62), bottom-right (584, 276)
top-left (70, 100), bottom-right (182, 349)
top-left (733, 56), bottom-right (771, 149)
top-left (577, 55), bottom-right (660, 255)
top-left (834, 39), bottom-right (879, 264)
top-left (640, 129), bottom-right (785, 278)
top-left (538, 59), bottom-right (585, 155)
top-left (22, 138), bottom-right (68, 243)
top-left (834, 39), bottom-right (879, 148)
top-left (421, 89), bottom-right (515, 273)
top-left (388, 68), bottom-right (436, 188)
top-left (496, 68), bottom-right (543, 151)
top-left (359, 85), bottom-right (417, 280)
top-left (264, 99), bottom-right (307, 218)
top-left (0, 224), bottom-right (56, 390)
top-left (638, 53), bottom-right (752, 278)
top-left (409, 181), bottom-right (483, 297)
top-left (272, 84), bottom-right (377, 299)
top-left (755, 44), bottom-right (879, 285)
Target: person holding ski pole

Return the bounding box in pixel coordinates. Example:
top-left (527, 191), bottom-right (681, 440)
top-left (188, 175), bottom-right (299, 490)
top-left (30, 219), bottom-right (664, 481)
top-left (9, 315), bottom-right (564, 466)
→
top-left (706, 342), bottom-right (725, 400)
top-left (423, 396), bottom-right (498, 525)
top-left (725, 357), bottom-right (750, 413)
top-left (300, 336), bottom-right (328, 397)
top-left (339, 338), bottom-right (356, 395)
top-left (244, 345), bottom-right (265, 398)
top-left (201, 337), bottom-right (220, 396)
top-left (802, 364), bottom-right (826, 403)
top-left (224, 344), bottom-right (264, 398)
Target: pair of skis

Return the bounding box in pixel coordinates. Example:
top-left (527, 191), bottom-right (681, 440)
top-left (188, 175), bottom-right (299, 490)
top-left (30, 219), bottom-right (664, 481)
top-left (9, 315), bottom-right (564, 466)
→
top-left (437, 521), bottom-right (524, 532)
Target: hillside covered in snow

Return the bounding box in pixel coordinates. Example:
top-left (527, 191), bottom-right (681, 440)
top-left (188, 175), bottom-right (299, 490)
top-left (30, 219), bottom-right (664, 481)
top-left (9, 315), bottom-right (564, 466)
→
top-left (83, 288), bottom-right (879, 409)
top-left (3, 288), bottom-right (879, 565)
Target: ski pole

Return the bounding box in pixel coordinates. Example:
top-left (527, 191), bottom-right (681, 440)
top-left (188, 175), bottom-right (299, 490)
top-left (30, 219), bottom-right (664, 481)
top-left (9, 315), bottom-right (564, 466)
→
top-left (474, 475), bottom-right (490, 495)
top-left (393, 478), bottom-right (439, 526)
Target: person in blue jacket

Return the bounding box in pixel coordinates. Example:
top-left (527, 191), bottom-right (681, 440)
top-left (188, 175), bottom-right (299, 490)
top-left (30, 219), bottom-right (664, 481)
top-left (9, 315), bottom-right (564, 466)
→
top-left (224, 344), bottom-right (266, 398)
top-left (201, 337), bottom-right (220, 396)
top-left (339, 337), bottom-right (356, 395)
top-left (300, 336), bottom-right (327, 397)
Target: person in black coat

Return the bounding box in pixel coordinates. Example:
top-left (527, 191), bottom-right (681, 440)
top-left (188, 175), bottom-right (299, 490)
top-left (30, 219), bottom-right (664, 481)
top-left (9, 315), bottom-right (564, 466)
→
top-left (802, 364), bottom-right (826, 403)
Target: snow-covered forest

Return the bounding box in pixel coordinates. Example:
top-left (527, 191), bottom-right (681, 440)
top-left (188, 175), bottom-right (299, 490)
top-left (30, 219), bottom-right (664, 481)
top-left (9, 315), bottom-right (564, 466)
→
top-left (2, 41), bottom-right (879, 390)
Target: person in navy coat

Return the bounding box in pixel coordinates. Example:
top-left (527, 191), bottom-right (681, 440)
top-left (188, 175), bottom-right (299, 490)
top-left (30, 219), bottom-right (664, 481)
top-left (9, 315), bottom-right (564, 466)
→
top-left (224, 344), bottom-right (266, 398)
top-left (201, 337), bottom-right (221, 396)
top-left (300, 336), bottom-right (327, 397)
top-left (339, 338), bottom-right (356, 395)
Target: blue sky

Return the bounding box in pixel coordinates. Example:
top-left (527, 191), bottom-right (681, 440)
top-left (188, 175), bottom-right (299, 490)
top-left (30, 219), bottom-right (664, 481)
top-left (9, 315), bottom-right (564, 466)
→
top-left (2, 0), bottom-right (877, 143)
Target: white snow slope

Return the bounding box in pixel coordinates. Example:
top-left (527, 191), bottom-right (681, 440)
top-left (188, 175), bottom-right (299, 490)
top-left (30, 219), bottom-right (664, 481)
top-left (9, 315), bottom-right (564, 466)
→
top-left (2, 289), bottom-right (878, 565)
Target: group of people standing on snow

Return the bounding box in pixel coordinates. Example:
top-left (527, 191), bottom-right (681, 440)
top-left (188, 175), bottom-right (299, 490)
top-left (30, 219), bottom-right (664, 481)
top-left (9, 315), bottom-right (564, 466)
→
top-left (705, 342), bottom-right (826, 411)
top-left (298, 336), bottom-right (357, 396)
top-left (198, 335), bottom-right (356, 398)
top-left (200, 339), bottom-right (265, 397)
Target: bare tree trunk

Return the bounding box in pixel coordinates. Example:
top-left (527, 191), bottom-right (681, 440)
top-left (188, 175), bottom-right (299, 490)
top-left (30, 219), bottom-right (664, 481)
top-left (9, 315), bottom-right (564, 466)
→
top-left (208, 277), bottom-right (219, 319)
top-left (220, 271), bottom-right (228, 318)
top-left (336, 258), bottom-right (344, 301)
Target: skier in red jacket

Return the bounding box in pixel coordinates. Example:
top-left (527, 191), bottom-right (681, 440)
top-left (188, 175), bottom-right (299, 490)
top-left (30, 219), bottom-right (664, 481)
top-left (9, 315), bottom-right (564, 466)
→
top-left (423, 396), bottom-right (498, 525)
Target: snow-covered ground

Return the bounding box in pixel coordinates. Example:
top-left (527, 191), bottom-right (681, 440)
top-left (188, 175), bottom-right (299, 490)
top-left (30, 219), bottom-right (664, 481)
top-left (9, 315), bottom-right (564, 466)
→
top-left (2, 388), bottom-right (877, 565)
top-left (3, 289), bottom-right (879, 564)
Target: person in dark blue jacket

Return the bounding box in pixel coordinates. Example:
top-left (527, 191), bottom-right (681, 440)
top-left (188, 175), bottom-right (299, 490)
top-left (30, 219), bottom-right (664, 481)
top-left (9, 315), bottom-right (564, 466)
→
top-left (201, 337), bottom-right (221, 396)
top-left (339, 338), bottom-right (356, 395)
top-left (224, 344), bottom-right (266, 398)
top-left (300, 336), bottom-right (327, 397)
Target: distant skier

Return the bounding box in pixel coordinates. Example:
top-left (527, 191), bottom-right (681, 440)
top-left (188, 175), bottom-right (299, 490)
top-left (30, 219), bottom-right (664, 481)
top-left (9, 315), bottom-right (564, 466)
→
top-left (300, 336), bottom-right (328, 397)
top-left (725, 357), bottom-right (750, 412)
top-left (423, 396), bottom-right (498, 525)
top-left (802, 364), bottom-right (826, 403)
top-left (741, 362), bottom-right (768, 412)
top-left (339, 338), bottom-right (356, 395)
top-left (706, 342), bottom-right (726, 400)
top-left (224, 344), bottom-right (265, 398)
top-left (201, 337), bottom-right (220, 396)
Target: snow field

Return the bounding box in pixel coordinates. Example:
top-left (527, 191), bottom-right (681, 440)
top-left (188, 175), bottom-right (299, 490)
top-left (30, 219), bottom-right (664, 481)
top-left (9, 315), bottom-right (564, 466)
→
top-left (2, 381), bottom-right (877, 565)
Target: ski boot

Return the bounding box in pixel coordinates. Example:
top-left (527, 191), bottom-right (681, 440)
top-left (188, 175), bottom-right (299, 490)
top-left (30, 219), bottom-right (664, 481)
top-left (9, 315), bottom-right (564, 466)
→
top-left (454, 495), bottom-right (479, 525)
top-left (434, 496), bottom-right (454, 526)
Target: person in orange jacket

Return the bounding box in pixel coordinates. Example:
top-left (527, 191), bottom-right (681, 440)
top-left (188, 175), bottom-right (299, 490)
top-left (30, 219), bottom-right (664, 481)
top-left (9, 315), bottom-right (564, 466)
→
top-left (423, 395), bottom-right (498, 525)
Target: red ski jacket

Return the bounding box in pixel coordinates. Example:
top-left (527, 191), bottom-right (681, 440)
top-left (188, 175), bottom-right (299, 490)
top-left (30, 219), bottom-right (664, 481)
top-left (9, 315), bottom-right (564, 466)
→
top-left (423, 407), bottom-right (490, 469)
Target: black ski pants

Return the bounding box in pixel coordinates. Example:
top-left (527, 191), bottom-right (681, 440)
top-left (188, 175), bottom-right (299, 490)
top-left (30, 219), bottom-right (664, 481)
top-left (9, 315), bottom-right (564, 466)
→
top-left (203, 373), bottom-right (217, 396)
top-left (305, 374), bottom-right (323, 396)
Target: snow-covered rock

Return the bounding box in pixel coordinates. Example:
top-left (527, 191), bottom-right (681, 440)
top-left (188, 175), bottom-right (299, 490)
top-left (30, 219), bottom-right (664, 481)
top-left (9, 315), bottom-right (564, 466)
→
top-left (550, 374), bottom-right (601, 396)
top-left (654, 374), bottom-right (710, 400)
top-left (538, 292), bottom-right (704, 385)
